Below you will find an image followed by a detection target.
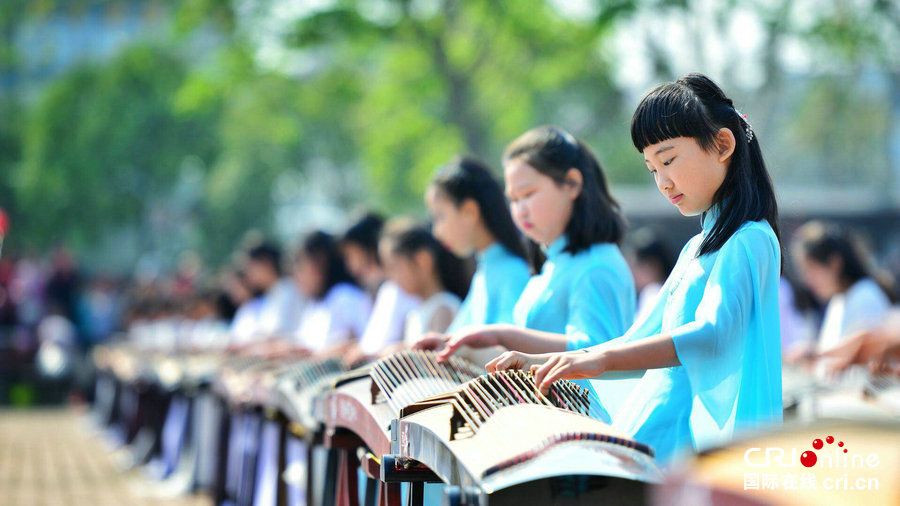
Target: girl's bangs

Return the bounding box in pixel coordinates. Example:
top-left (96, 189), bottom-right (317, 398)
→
top-left (630, 86), bottom-right (711, 152)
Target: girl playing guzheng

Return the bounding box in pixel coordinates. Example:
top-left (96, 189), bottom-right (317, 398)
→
top-left (435, 126), bottom-right (636, 387)
top-left (484, 74), bottom-right (783, 464)
top-left (414, 156), bottom-right (532, 365)
top-left (377, 222), bottom-right (471, 350)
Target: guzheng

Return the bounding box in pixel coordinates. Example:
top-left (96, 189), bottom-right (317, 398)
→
top-left (390, 370), bottom-right (663, 505)
top-left (269, 357), bottom-right (347, 431)
top-left (323, 350), bottom-right (484, 504)
top-left (213, 354), bottom-right (282, 406)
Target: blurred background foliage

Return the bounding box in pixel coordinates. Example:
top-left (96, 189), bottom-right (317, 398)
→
top-left (1, 0), bottom-right (899, 271)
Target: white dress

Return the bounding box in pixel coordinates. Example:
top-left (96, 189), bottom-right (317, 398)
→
top-left (357, 281), bottom-right (421, 355)
top-left (403, 291), bottom-right (462, 347)
top-left (294, 282), bottom-right (372, 352)
top-left (817, 278), bottom-right (891, 353)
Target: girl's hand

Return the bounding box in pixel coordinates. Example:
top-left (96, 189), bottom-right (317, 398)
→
top-left (485, 351), bottom-right (555, 373)
top-left (436, 325), bottom-right (506, 361)
top-left (411, 332), bottom-right (449, 351)
top-left (532, 351), bottom-right (608, 394)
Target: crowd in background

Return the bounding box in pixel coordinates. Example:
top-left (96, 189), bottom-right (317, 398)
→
top-left (2, 212), bottom-right (898, 406)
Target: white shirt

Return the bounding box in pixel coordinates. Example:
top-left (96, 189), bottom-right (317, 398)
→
top-left (403, 291), bottom-right (461, 347)
top-left (230, 278), bottom-right (305, 344)
top-left (295, 282), bottom-right (372, 352)
top-left (357, 281), bottom-right (420, 355)
top-left (817, 278), bottom-right (891, 353)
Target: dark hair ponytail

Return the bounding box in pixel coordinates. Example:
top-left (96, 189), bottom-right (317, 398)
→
top-left (430, 156), bottom-right (528, 262)
top-left (503, 126), bottom-right (626, 271)
top-left (387, 225), bottom-right (473, 300)
top-left (631, 73), bottom-right (781, 258)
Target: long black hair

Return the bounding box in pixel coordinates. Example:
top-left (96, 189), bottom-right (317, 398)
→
top-left (430, 156), bottom-right (528, 262)
top-left (793, 221), bottom-right (896, 303)
top-left (503, 126), bottom-right (625, 271)
top-left (631, 73), bottom-right (780, 258)
top-left (340, 212), bottom-right (385, 264)
top-left (299, 230), bottom-right (357, 300)
top-left (386, 224), bottom-right (473, 300)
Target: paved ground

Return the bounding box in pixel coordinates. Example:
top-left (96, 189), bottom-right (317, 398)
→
top-left (0, 408), bottom-right (212, 506)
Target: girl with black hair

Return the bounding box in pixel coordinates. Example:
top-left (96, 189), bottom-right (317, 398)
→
top-left (792, 221), bottom-right (894, 366)
top-left (484, 74), bottom-right (783, 464)
top-left (293, 230), bottom-right (372, 353)
top-left (415, 156), bottom-right (532, 364)
top-left (437, 126), bottom-right (636, 363)
top-left (378, 223), bottom-right (473, 346)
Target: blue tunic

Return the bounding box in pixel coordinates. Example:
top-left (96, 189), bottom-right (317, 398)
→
top-left (447, 243), bottom-right (531, 331)
top-left (597, 207), bottom-right (782, 465)
top-left (513, 236), bottom-right (636, 348)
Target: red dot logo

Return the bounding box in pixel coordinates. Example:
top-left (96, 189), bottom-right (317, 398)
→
top-left (838, 441), bottom-right (843, 447)
top-left (812, 438), bottom-right (823, 450)
top-left (826, 436), bottom-right (834, 444)
top-left (801, 451), bottom-right (817, 468)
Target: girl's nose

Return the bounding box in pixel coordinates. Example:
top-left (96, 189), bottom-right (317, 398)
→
top-left (512, 201), bottom-right (528, 223)
top-left (656, 173), bottom-right (673, 192)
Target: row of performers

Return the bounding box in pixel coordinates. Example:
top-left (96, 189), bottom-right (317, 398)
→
top-left (92, 73), bottom-right (894, 506)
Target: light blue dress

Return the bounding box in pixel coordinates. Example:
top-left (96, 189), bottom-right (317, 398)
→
top-left (513, 236), bottom-right (636, 348)
top-left (595, 206), bottom-right (782, 465)
top-left (447, 242), bottom-right (531, 331)
top-left (512, 236), bottom-right (636, 421)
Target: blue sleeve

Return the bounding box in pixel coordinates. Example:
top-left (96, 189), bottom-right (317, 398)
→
top-left (446, 293), bottom-right (472, 333)
top-left (669, 225), bottom-right (779, 429)
top-left (565, 265), bottom-right (632, 350)
top-left (494, 263), bottom-right (530, 324)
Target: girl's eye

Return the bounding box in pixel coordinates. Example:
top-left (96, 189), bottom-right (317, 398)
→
top-left (663, 156), bottom-right (676, 166)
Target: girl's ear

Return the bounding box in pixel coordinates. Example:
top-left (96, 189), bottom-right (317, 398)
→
top-left (563, 168), bottom-right (583, 201)
top-left (715, 127), bottom-right (736, 163)
top-left (826, 253), bottom-right (844, 278)
top-left (413, 249), bottom-right (434, 274)
top-left (459, 198), bottom-right (480, 223)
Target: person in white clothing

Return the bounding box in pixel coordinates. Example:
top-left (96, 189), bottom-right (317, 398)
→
top-left (378, 223), bottom-right (471, 349)
top-left (340, 214), bottom-right (421, 365)
top-left (792, 221), bottom-right (896, 404)
top-left (293, 231), bottom-right (372, 354)
top-left (793, 222), bottom-right (895, 355)
top-left (229, 242), bottom-right (305, 349)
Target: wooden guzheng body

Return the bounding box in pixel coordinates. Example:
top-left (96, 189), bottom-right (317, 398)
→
top-left (270, 357), bottom-right (347, 431)
top-left (391, 370), bottom-right (663, 505)
top-left (324, 350), bottom-right (484, 505)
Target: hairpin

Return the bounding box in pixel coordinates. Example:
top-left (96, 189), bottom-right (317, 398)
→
top-left (734, 108), bottom-right (754, 142)
top-left (557, 128), bottom-right (578, 148)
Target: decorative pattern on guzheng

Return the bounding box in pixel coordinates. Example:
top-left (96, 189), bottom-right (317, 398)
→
top-left (324, 350), bottom-right (483, 458)
top-left (393, 370), bottom-right (663, 501)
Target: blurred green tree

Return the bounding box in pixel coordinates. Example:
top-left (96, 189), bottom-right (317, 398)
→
top-left (18, 45), bottom-right (220, 254)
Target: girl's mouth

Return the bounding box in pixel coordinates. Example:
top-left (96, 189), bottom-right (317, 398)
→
top-left (669, 193), bottom-right (684, 205)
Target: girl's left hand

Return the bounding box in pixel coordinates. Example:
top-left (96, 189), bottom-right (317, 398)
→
top-left (531, 351), bottom-right (608, 394)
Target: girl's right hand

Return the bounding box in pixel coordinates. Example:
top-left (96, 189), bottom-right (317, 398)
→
top-left (485, 351), bottom-right (554, 373)
top-left (411, 332), bottom-right (449, 351)
top-left (436, 325), bottom-right (506, 361)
